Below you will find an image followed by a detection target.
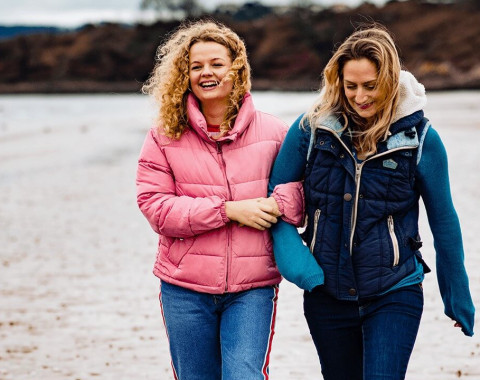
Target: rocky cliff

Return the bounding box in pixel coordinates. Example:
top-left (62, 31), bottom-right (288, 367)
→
top-left (0, 0), bottom-right (479, 93)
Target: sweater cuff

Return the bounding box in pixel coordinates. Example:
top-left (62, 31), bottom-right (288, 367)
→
top-left (300, 273), bottom-right (325, 292)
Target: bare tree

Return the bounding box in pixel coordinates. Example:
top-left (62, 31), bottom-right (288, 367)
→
top-left (140, 0), bottom-right (202, 18)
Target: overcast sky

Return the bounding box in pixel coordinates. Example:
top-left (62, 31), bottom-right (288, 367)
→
top-left (0, 0), bottom-right (387, 28)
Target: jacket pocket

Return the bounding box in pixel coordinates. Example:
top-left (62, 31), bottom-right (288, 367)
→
top-left (387, 215), bottom-right (400, 267)
top-left (167, 237), bottom-right (195, 267)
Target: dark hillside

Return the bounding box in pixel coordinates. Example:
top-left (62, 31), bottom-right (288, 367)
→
top-left (0, 0), bottom-right (479, 93)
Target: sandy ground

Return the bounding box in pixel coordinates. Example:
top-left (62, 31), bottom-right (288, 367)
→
top-left (0, 91), bottom-right (479, 379)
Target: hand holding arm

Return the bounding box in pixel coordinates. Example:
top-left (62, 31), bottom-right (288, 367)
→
top-left (225, 198), bottom-right (281, 230)
top-left (271, 181), bottom-right (305, 226)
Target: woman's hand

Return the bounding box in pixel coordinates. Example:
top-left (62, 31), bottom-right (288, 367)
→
top-left (225, 197), bottom-right (282, 230)
top-left (262, 196), bottom-right (281, 217)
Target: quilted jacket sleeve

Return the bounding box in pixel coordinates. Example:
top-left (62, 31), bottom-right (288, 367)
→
top-left (271, 182), bottom-right (305, 227)
top-left (136, 129), bottom-right (229, 238)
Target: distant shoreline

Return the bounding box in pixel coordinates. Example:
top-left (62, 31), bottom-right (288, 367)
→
top-left (1, 80), bottom-right (479, 95)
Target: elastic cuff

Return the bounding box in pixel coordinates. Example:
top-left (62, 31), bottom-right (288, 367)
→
top-left (220, 199), bottom-right (230, 223)
top-left (271, 193), bottom-right (285, 215)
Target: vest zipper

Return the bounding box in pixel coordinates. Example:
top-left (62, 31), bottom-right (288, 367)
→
top-left (349, 162), bottom-right (364, 255)
top-left (310, 209), bottom-right (321, 253)
top-left (388, 215), bottom-right (400, 267)
top-left (315, 125), bottom-right (419, 257)
top-left (217, 141), bottom-right (232, 292)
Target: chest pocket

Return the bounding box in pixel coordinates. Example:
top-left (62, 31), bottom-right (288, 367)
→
top-left (360, 149), bottom-right (417, 205)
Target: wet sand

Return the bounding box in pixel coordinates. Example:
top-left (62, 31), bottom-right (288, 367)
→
top-left (1, 92), bottom-right (479, 379)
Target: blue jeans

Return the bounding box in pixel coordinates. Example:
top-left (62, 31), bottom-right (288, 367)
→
top-left (304, 284), bottom-right (423, 380)
top-left (159, 281), bottom-right (279, 380)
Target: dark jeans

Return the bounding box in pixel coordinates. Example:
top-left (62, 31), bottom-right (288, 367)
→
top-left (304, 284), bottom-right (424, 380)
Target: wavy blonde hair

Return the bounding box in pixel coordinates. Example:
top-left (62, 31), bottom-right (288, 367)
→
top-left (142, 20), bottom-right (251, 139)
top-left (304, 25), bottom-right (401, 157)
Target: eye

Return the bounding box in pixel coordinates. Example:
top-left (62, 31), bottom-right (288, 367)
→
top-left (365, 84), bottom-right (376, 90)
top-left (191, 65), bottom-right (201, 70)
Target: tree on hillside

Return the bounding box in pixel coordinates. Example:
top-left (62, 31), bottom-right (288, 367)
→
top-left (140, 0), bottom-right (203, 18)
top-left (290, 0), bottom-right (314, 7)
top-left (457, 0), bottom-right (480, 9)
top-left (425, 0), bottom-right (479, 7)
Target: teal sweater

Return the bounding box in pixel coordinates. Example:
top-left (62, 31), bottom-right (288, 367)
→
top-left (268, 115), bottom-right (475, 337)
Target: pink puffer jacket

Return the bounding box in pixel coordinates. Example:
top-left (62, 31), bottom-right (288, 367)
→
top-left (136, 93), bottom-right (302, 294)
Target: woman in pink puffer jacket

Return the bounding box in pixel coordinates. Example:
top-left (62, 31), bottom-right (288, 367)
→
top-left (136, 21), bottom-right (302, 380)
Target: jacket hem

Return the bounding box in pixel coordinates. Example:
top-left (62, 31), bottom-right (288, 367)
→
top-left (154, 269), bottom-right (281, 295)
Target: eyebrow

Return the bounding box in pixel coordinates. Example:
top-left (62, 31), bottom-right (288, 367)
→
top-left (190, 57), bottom-right (226, 64)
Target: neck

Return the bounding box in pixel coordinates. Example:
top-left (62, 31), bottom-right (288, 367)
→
top-left (201, 101), bottom-right (228, 126)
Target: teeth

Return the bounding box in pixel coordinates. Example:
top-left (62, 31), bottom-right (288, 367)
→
top-left (200, 81), bottom-right (218, 88)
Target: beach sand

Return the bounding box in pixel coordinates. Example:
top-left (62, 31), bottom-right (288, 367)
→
top-left (0, 91), bottom-right (479, 379)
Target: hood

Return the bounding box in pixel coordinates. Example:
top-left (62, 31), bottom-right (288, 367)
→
top-left (392, 70), bottom-right (427, 123)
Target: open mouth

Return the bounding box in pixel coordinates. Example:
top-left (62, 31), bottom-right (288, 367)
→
top-left (200, 80), bottom-right (220, 89)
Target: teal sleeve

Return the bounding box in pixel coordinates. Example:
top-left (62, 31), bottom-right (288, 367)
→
top-left (268, 115), bottom-right (324, 291)
top-left (417, 127), bottom-right (475, 336)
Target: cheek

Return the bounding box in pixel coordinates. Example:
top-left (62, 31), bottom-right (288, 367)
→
top-left (344, 91), bottom-right (355, 102)
top-left (188, 72), bottom-right (196, 83)
top-left (372, 91), bottom-right (382, 101)
top-left (220, 68), bottom-right (232, 81)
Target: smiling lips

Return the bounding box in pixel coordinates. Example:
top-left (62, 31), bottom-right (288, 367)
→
top-left (200, 80), bottom-right (220, 89)
top-left (357, 102), bottom-right (373, 110)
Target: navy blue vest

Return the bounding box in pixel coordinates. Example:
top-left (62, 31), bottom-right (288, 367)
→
top-left (303, 111), bottom-right (430, 300)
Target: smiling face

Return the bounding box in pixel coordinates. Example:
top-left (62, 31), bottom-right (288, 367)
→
top-left (189, 41), bottom-right (233, 109)
top-left (343, 58), bottom-right (382, 122)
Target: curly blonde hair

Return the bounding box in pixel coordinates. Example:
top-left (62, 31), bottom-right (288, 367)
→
top-left (142, 20), bottom-right (252, 139)
top-left (304, 25), bottom-right (401, 157)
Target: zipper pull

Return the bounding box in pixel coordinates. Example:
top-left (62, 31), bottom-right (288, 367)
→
top-left (388, 215), bottom-right (394, 232)
top-left (310, 209), bottom-right (321, 253)
top-left (388, 215), bottom-right (400, 267)
top-left (355, 163), bottom-right (361, 181)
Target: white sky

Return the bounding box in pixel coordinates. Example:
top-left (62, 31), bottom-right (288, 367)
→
top-left (0, 0), bottom-right (387, 28)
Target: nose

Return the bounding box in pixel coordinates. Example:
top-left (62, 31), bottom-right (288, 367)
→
top-left (354, 88), bottom-right (368, 103)
top-left (201, 65), bottom-right (213, 76)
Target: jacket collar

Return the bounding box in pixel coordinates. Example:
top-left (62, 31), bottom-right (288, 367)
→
top-left (384, 110), bottom-right (424, 151)
top-left (316, 109), bottom-right (425, 153)
top-left (186, 92), bottom-right (255, 143)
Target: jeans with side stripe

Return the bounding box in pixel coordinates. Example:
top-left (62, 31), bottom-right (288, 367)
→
top-left (160, 280), bottom-right (279, 380)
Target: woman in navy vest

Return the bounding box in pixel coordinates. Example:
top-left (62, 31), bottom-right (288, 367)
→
top-left (268, 25), bottom-right (474, 379)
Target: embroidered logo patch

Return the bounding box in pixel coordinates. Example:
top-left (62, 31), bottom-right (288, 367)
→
top-left (383, 159), bottom-right (398, 169)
